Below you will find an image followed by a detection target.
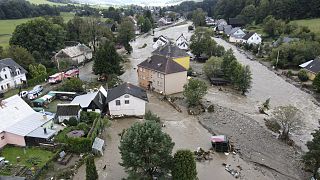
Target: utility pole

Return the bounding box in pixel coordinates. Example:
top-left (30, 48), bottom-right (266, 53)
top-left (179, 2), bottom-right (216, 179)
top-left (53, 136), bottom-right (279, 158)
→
top-left (275, 50), bottom-right (280, 69)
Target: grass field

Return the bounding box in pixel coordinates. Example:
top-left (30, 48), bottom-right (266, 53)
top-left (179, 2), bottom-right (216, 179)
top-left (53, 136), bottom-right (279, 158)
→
top-left (0, 12), bottom-right (75, 47)
top-left (291, 18), bottom-right (320, 36)
top-left (27, 0), bottom-right (65, 6)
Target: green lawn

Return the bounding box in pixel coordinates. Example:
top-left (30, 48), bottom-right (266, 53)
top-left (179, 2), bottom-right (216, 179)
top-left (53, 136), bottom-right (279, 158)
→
top-left (0, 12), bottom-right (75, 47)
top-left (291, 18), bottom-right (320, 36)
top-left (27, 0), bottom-right (65, 6)
top-left (0, 146), bottom-right (54, 168)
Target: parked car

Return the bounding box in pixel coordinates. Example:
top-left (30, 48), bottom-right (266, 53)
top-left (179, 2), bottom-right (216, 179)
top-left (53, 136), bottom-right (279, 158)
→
top-left (49, 72), bottom-right (64, 84)
top-left (19, 91), bottom-right (28, 98)
top-left (188, 25), bottom-right (194, 31)
top-left (33, 85), bottom-right (43, 93)
top-left (28, 90), bottom-right (42, 100)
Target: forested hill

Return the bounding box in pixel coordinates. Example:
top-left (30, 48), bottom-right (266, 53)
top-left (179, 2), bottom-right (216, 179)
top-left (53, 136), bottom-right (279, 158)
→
top-left (175, 0), bottom-right (320, 23)
top-left (0, 0), bottom-right (60, 19)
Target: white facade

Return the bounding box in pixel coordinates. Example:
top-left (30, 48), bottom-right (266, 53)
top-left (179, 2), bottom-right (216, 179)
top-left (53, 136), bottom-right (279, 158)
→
top-left (176, 34), bottom-right (187, 45)
top-left (229, 35), bottom-right (245, 43)
top-left (0, 67), bottom-right (26, 92)
top-left (244, 33), bottom-right (262, 45)
top-left (153, 37), bottom-right (168, 49)
top-left (108, 94), bottom-right (146, 116)
top-left (177, 42), bottom-right (189, 50)
top-left (58, 113), bottom-right (80, 123)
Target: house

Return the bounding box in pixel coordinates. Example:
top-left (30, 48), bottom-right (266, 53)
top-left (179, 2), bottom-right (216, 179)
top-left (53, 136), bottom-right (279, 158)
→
top-left (0, 95), bottom-right (56, 148)
top-left (152, 43), bottom-right (190, 69)
top-left (205, 17), bottom-right (215, 26)
top-left (228, 28), bottom-right (246, 43)
top-left (273, 37), bottom-right (299, 47)
top-left (176, 33), bottom-right (187, 46)
top-left (158, 17), bottom-right (172, 26)
top-left (302, 58), bottom-right (320, 80)
top-left (71, 86), bottom-right (107, 114)
top-left (106, 82), bottom-right (148, 116)
top-left (0, 58), bottom-right (27, 92)
top-left (177, 41), bottom-right (189, 50)
top-left (223, 25), bottom-right (233, 35)
top-left (153, 35), bottom-right (169, 49)
top-left (53, 44), bottom-right (93, 65)
top-left (56, 104), bottom-right (81, 123)
top-left (228, 18), bottom-right (245, 27)
top-left (137, 55), bottom-right (187, 95)
top-left (242, 32), bottom-right (262, 45)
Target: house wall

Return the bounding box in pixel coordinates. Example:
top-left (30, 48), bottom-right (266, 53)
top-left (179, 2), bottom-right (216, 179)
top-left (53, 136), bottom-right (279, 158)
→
top-left (229, 36), bottom-right (243, 43)
top-left (5, 132), bottom-right (26, 147)
top-left (0, 132), bottom-right (7, 149)
top-left (0, 67), bottom-right (26, 92)
top-left (247, 33), bottom-right (262, 45)
top-left (58, 115), bottom-right (78, 123)
top-left (85, 52), bottom-right (93, 60)
top-left (306, 71), bottom-right (316, 80)
top-left (164, 71), bottom-right (187, 94)
top-left (72, 55), bottom-right (86, 64)
top-left (138, 67), bottom-right (151, 89)
top-left (137, 67), bottom-right (165, 93)
top-left (108, 94), bottom-right (146, 116)
top-left (173, 57), bottom-right (190, 70)
top-left (152, 40), bottom-right (166, 49)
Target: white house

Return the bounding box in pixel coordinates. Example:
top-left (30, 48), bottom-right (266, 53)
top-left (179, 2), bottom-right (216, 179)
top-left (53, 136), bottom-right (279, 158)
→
top-left (106, 82), bottom-right (148, 116)
top-left (153, 35), bottom-right (169, 49)
top-left (0, 95), bottom-right (56, 148)
top-left (158, 17), bottom-right (172, 26)
top-left (176, 33), bottom-right (188, 50)
top-left (53, 44), bottom-right (93, 65)
top-left (242, 32), bottom-right (262, 45)
top-left (229, 28), bottom-right (246, 43)
top-left (56, 104), bottom-right (81, 123)
top-left (0, 58), bottom-right (27, 92)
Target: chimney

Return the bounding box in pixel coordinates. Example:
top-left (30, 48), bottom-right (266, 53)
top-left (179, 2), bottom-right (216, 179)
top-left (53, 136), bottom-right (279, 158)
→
top-left (43, 114), bottom-right (47, 120)
top-left (43, 128), bottom-right (47, 134)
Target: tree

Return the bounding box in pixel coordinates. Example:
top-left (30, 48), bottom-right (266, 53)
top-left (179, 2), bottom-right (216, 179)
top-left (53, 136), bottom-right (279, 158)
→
top-left (262, 15), bottom-right (284, 37)
top-left (221, 49), bottom-right (237, 79)
top-left (313, 73), bottom-right (320, 92)
top-left (119, 121), bottom-right (174, 179)
top-left (240, 5), bottom-right (256, 24)
top-left (203, 56), bottom-right (223, 78)
top-left (141, 18), bottom-right (152, 33)
top-left (10, 18), bottom-right (66, 58)
top-left (183, 79), bottom-right (208, 107)
top-left (235, 65), bottom-right (252, 95)
top-left (172, 150), bottom-right (197, 180)
top-left (93, 40), bottom-right (123, 78)
top-left (303, 129), bottom-right (320, 179)
top-left (298, 70), bottom-right (309, 82)
top-left (192, 8), bottom-right (206, 27)
top-left (189, 27), bottom-right (213, 57)
top-left (60, 78), bottom-right (84, 92)
top-left (117, 17), bottom-right (135, 54)
top-left (144, 111), bottom-right (160, 123)
top-left (2, 46), bottom-right (35, 70)
top-left (66, 16), bottom-right (85, 42)
top-left (86, 155), bottom-right (98, 180)
top-left (272, 105), bottom-right (302, 141)
top-left (28, 64), bottom-right (47, 78)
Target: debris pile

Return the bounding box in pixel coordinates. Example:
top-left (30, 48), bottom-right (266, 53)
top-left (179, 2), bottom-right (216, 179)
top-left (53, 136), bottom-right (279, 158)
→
top-left (194, 147), bottom-right (213, 161)
top-left (223, 163), bottom-right (240, 178)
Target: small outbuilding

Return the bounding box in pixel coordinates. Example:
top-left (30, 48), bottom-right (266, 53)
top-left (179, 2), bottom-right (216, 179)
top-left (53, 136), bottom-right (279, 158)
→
top-left (56, 104), bottom-right (81, 123)
top-left (211, 135), bottom-right (230, 153)
top-left (92, 137), bottom-right (105, 156)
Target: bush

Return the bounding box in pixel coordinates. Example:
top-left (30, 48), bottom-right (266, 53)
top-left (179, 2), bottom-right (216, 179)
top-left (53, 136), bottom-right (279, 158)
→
top-left (298, 70), bottom-right (309, 82)
top-left (172, 150), bottom-right (197, 180)
top-left (265, 119), bottom-right (281, 133)
top-left (313, 73), bottom-right (320, 92)
top-left (287, 70), bottom-right (293, 77)
top-left (77, 122), bottom-right (90, 134)
top-left (144, 111), bottom-right (160, 123)
top-left (60, 78), bottom-right (84, 92)
top-left (80, 111), bottom-right (100, 124)
top-left (63, 117), bottom-right (78, 126)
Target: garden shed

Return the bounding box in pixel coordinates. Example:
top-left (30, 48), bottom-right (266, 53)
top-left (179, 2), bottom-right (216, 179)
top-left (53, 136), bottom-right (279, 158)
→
top-left (211, 135), bottom-right (230, 153)
top-left (92, 137), bottom-right (105, 156)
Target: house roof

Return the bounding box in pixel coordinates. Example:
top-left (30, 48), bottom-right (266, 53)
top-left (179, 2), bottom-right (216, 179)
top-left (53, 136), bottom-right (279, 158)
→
top-left (26, 126), bottom-right (56, 139)
top-left (0, 58), bottom-right (27, 82)
top-left (106, 82), bottom-right (148, 103)
top-left (56, 44), bottom-right (92, 58)
top-left (223, 25), bottom-right (232, 35)
top-left (56, 104), bottom-right (81, 116)
top-left (299, 60), bottom-right (313, 68)
top-left (242, 32), bottom-right (256, 40)
top-left (273, 37), bottom-right (299, 47)
top-left (176, 33), bottom-right (187, 42)
top-left (92, 137), bottom-right (104, 151)
top-left (0, 95), bottom-right (54, 136)
top-left (71, 92), bottom-right (98, 108)
top-left (138, 55), bottom-right (187, 74)
top-left (152, 44), bottom-right (189, 58)
top-left (229, 27), bottom-right (244, 36)
top-left (304, 58), bottom-right (320, 74)
top-left (228, 18), bottom-right (245, 26)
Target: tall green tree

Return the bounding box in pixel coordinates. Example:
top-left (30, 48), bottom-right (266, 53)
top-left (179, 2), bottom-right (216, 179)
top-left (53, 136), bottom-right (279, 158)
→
top-left (203, 56), bottom-right (223, 78)
top-left (119, 121), bottom-right (174, 179)
top-left (60, 78), bottom-right (84, 93)
top-left (192, 8), bottom-right (206, 27)
top-left (117, 17), bottom-right (135, 53)
top-left (183, 79), bottom-right (208, 107)
top-left (235, 65), bottom-right (252, 95)
top-left (303, 129), bottom-right (320, 179)
top-left (10, 18), bottom-right (66, 58)
top-left (28, 64), bottom-right (47, 78)
top-left (141, 18), bottom-right (152, 33)
top-left (172, 150), bottom-right (197, 180)
top-left (86, 155), bottom-right (98, 180)
top-left (93, 40), bottom-right (123, 78)
top-left (2, 46), bottom-right (35, 70)
top-left (66, 16), bottom-right (85, 42)
top-left (189, 27), bottom-right (213, 57)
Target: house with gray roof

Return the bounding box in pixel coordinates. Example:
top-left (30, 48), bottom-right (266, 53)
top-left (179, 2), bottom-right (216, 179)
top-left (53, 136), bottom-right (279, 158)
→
top-left (137, 55), bottom-right (187, 95)
top-left (0, 58), bottom-right (27, 93)
top-left (273, 37), bottom-right (299, 47)
top-left (53, 43), bottom-right (92, 65)
top-left (56, 104), bottom-right (81, 123)
top-left (106, 82), bottom-right (148, 116)
top-left (302, 57), bottom-right (320, 80)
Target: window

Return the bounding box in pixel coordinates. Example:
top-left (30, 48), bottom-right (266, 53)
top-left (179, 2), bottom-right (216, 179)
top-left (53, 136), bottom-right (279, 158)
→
top-left (1, 136), bottom-right (4, 140)
top-left (124, 95), bottom-right (130, 98)
top-left (116, 100), bottom-right (121, 106)
top-left (125, 100), bottom-right (130, 104)
top-left (1, 85), bottom-right (3, 90)
top-left (4, 74), bottom-right (7, 79)
top-left (158, 73), bottom-right (161, 78)
top-left (139, 67), bottom-right (142, 72)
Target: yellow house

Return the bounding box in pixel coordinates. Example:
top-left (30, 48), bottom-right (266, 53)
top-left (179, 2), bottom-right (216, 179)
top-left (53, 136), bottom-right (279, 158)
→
top-left (152, 43), bottom-right (190, 69)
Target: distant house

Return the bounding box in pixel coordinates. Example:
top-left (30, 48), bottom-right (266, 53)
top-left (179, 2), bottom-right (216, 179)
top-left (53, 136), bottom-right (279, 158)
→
top-left (273, 37), bottom-right (299, 47)
top-left (153, 35), bottom-right (169, 49)
top-left (242, 32), bottom-right (262, 45)
top-left (302, 58), bottom-right (320, 80)
top-left (0, 95), bottom-right (56, 148)
top-left (176, 33), bottom-right (187, 46)
top-left (223, 25), bottom-right (233, 35)
top-left (158, 17), bottom-right (172, 26)
top-left (152, 43), bottom-right (190, 69)
top-left (205, 17), bottom-right (215, 26)
top-left (56, 104), bottom-right (81, 123)
top-left (177, 41), bottom-right (189, 50)
top-left (137, 55), bottom-right (187, 95)
top-left (216, 19), bottom-right (227, 26)
top-left (71, 86), bottom-right (107, 114)
top-left (106, 82), bottom-right (148, 116)
top-left (53, 44), bottom-right (93, 65)
top-left (228, 18), bottom-right (245, 27)
top-left (0, 58), bottom-right (27, 92)
top-left (228, 28), bottom-right (246, 43)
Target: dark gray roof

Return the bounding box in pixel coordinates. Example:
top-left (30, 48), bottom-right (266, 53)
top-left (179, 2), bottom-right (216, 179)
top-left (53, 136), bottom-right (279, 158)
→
top-left (242, 32), bottom-right (256, 40)
top-left (138, 55), bottom-right (187, 74)
top-left (56, 104), bottom-right (81, 116)
top-left (304, 58), bottom-right (320, 74)
top-left (273, 37), bottom-right (299, 47)
top-left (228, 18), bottom-right (245, 27)
top-left (152, 44), bottom-right (189, 58)
top-left (106, 83), bottom-right (148, 103)
top-left (0, 58), bottom-right (27, 82)
top-left (223, 25), bottom-right (232, 35)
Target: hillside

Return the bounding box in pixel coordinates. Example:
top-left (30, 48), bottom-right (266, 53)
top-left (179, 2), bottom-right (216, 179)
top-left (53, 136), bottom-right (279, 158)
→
top-left (292, 18), bottom-right (320, 36)
top-left (72, 0), bottom-right (196, 6)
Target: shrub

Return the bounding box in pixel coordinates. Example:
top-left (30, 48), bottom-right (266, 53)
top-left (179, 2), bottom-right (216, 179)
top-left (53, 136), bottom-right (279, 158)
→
top-left (172, 150), bottom-right (197, 180)
top-left (77, 122), bottom-right (90, 134)
top-left (298, 70), bottom-right (309, 82)
top-left (313, 73), bottom-right (320, 92)
top-left (144, 111), bottom-right (160, 123)
top-left (63, 117), bottom-right (78, 126)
